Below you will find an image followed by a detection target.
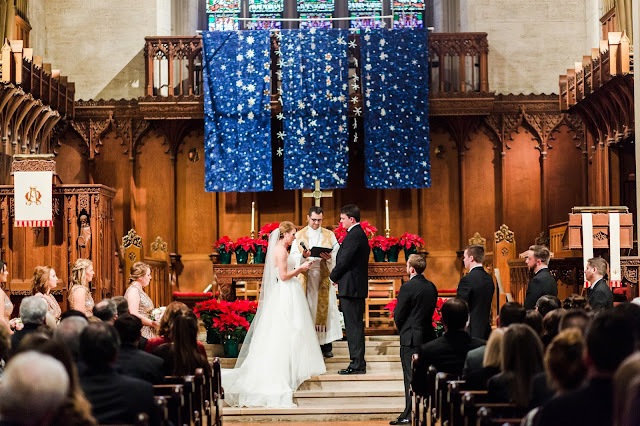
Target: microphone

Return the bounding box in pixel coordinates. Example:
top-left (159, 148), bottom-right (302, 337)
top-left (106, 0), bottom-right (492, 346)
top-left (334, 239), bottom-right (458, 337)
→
top-left (300, 241), bottom-right (308, 252)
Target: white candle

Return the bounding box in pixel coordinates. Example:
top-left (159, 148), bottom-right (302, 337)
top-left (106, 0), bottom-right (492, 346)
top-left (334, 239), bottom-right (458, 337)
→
top-left (251, 202), bottom-right (255, 232)
top-left (385, 200), bottom-right (389, 230)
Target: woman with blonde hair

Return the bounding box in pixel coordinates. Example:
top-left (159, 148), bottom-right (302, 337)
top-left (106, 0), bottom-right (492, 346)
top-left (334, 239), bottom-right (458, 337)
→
top-left (69, 258), bottom-right (95, 317)
top-left (124, 261), bottom-right (158, 339)
top-left (0, 260), bottom-right (13, 332)
top-left (31, 266), bottom-right (62, 323)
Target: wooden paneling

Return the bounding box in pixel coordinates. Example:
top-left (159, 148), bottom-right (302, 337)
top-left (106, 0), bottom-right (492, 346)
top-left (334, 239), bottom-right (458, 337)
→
top-left (55, 132), bottom-right (88, 184)
top-left (504, 127), bottom-right (542, 253)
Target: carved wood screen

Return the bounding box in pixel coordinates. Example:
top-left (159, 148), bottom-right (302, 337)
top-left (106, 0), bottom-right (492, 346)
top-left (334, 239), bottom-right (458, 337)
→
top-left (0, 184), bottom-right (116, 309)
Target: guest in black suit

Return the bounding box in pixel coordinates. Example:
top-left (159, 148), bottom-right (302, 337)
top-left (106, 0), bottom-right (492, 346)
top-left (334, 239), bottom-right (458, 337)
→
top-left (523, 245), bottom-right (558, 310)
top-left (537, 309), bottom-right (634, 426)
top-left (389, 254), bottom-right (438, 425)
top-left (79, 321), bottom-right (158, 425)
top-left (456, 245), bottom-right (495, 339)
top-left (113, 314), bottom-right (164, 384)
top-left (10, 295), bottom-right (48, 354)
top-left (585, 257), bottom-right (614, 310)
top-left (412, 298), bottom-right (484, 395)
top-left (330, 204), bottom-right (370, 375)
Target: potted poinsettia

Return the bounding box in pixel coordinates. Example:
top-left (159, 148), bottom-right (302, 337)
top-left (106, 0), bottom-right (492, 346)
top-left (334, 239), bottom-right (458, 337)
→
top-left (254, 238), bottom-right (268, 264)
top-left (334, 220), bottom-right (378, 244)
top-left (234, 236), bottom-right (256, 264)
top-left (370, 236), bottom-right (391, 262)
top-left (259, 222), bottom-right (279, 240)
top-left (214, 236), bottom-right (235, 264)
top-left (398, 232), bottom-right (425, 260)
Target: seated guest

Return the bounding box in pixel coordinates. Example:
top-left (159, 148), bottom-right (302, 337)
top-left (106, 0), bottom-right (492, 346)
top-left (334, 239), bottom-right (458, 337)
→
top-left (488, 324), bottom-right (544, 408)
top-left (463, 302), bottom-right (526, 379)
top-left (13, 335), bottom-right (97, 426)
top-left (10, 295), bottom-right (48, 353)
top-left (54, 315), bottom-right (88, 363)
top-left (113, 314), bottom-right (164, 384)
top-left (558, 308), bottom-right (590, 334)
top-left (93, 299), bottom-right (117, 323)
top-left (463, 327), bottom-right (504, 390)
top-left (524, 310), bottom-right (543, 338)
top-left (537, 310), bottom-right (635, 426)
top-left (112, 296), bottom-right (129, 317)
top-left (562, 294), bottom-right (589, 310)
top-left (412, 298), bottom-right (484, 394)
top-left (614, 302), bottom-right (640, 346)
top-left (153, 310), bottom-right (212, 377)
top-left (0, 351), bottom-right (69, 426)
top-left (145, 301), bottom-right (207, 356)
top-left (541, 308), bottom-right (566, 348)
top-left (79, 322), bottom-right (157, 424)
top-left (535, 295), bottom-right (561, 317)
top-left (585, 257), bottom-right (614, 311)
top-left (613, 352), bottom-right (640, 426)
top-left (523, 328), bottom-right (587, 425)
top-left (31, 265), bottom-right (62, 324)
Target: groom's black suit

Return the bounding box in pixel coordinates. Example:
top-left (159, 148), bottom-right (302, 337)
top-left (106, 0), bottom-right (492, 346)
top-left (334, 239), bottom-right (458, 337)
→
top-left (330, 223), bottom-right (370, 371)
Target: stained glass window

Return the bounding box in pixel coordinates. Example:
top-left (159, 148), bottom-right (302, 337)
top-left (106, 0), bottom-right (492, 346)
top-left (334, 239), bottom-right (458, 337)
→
top-left (392, 0), bottom-right (424, 28)
top-left (207, 0), bottom-right (241, 30)
top-left (299, 14), bottom-right (333, 29)
top-left (248, 0), bottom-right (283, 30)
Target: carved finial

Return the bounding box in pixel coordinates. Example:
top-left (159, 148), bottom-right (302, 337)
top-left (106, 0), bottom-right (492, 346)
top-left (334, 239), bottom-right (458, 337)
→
top-left (494, 224), bottom-right (514, 244)
top-left (122, 229), bottom-right (142, 249)
top-left (468, 232), bottom-right (486, 248)
top-left (151, 236), bottom-right (168, 253)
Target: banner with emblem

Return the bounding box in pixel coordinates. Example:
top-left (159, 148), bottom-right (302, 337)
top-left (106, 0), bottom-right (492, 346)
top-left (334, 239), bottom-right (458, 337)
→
top-left (14, 171), bottom-right (53, 227)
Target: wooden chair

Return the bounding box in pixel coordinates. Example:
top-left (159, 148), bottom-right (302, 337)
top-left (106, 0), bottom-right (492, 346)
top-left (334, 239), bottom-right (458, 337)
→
top-left (365, 279), bottom-right (395, 327)
top-left (235, 280), bottom-right (260, 300)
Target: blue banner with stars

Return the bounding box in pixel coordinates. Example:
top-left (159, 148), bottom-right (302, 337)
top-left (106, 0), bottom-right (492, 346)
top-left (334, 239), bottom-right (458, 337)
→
top-left (279, 29), bottom-right (349, 190)
top-left (361, 28), bottom-right (431, 188)
top-left (202, 31), bottom-right (273, 192)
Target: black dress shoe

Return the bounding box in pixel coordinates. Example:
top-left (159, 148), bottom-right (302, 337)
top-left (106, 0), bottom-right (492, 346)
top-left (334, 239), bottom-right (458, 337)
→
top-left (323, 351), bottom-right (334, 358)
top-left (389, 417), bottom-right (409, 425)
top-left (338, 367), bottom-right (366, 375)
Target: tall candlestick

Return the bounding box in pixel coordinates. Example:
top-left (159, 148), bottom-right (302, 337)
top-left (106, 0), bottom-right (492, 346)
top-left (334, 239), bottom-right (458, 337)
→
top-left (251, 202), bottom-right (255, 233)
top-left (385, 200), bottom-right (390, 238)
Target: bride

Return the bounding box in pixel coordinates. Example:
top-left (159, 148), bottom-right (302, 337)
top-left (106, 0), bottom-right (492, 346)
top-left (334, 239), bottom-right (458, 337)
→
top-left (222, 221), bottom-right (327, 408)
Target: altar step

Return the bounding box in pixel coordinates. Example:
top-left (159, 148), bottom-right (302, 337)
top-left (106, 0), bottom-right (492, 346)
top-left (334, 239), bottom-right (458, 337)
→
top-left (219, 336), bottom-right (405, 422)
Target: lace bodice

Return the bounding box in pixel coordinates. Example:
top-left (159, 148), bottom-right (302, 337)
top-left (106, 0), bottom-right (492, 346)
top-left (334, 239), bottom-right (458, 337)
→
top-left (124, 281), bottom-right (157, 339)
top-left (69, 285), bottom-right (95, 316)
top-left (41, 293), bottom-right (61, 323)
top-left (1, 288), bottom-right (12, 321)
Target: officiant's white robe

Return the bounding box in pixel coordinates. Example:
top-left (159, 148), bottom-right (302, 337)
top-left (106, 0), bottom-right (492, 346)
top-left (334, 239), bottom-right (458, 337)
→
top-left (291, 226), bottom-right (343, 345)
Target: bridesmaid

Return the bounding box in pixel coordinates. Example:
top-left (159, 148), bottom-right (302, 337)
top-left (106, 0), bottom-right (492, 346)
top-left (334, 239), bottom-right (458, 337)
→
top-left (69, 258), bottom-right (95, 317)
top-left (124, 262), bottom-right (158, 339)
top-left (0, 261), bottom-right (12, 331)
top-left (31, 266), bottom-right (62, 323)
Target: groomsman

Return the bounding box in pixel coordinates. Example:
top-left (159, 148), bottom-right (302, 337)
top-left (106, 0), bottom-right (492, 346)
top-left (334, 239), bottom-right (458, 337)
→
top-left (330, 204), bottom-right (370, 374)
top-left (456, 245), bottom-right (495, 339)
top-left (585, 257), bottom-right (613, 310)
top-left (389, 254), bottom-right (438, 425)
top-left (523, 245), bottom-right (557, 310)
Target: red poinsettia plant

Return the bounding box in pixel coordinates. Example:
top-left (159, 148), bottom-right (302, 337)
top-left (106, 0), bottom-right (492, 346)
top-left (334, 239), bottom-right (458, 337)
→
top-left (254, 238), bottom-right (268, 252)
top-left (385, 297), bottom-right (446, 337)
top-left (398, 232), bottom-right (425, 249)
top-left (235, 236), bottom-right (257, 253)
top-left (194, 298), bottom-right (258, 342)
top-left (369, 236), bottom-right (399, 250)
top-left (334, 220), bottom-right (378, 244)
top-left (259, 222), bottom-right (280, 240)
top-left (214, 236), bottom-right (235, 253)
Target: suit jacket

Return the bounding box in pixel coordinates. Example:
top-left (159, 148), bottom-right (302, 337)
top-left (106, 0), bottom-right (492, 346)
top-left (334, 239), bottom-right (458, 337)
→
top-left (524, 268), bottom-right (557, 310)
top-left (456, 266), bottom-right (495, 339)
top-left (413, 330), bottom-right (485, 394)
top-left (114, 343), bottom-right (165, 384)
top-left (330, 224), bottom-right (370, 298)
top-left (394, 274), bottom-right (438, 347)
top-left (537, 377), bottom-right (613, 426)
top-left (462, 345), bottom-right (486, 379)
top-left (80, 367), bottom-right (158, 425)
top-left (587, 278), bottom-right (613, 310)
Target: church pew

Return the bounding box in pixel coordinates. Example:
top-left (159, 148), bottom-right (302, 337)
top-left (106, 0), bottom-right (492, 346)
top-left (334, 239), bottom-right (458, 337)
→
top-left (434, 372), bottom-right (462, 426)
top-left (446, 382), bottom-right (488, 426)
top-left (476, 406), bottom-right (523, 426)
top-left (461, 393), bottom-right (523, 426)
top-left (153, 384), bottom-right (187, 426)
top-left (410, 354), bottom-right (436, 426)
top-left (211, 357), bottom-right (223, 426)
top-left (154, 396), bottom-right (170, 426)
top-left (163, 375), bottom-right (202, 426)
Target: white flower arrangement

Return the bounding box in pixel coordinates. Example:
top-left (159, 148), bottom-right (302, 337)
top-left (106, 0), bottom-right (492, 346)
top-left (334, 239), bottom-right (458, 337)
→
top-left (150, 306), bottom-right (166, 322)
top-left (9, 317), bottom-right (23, 331)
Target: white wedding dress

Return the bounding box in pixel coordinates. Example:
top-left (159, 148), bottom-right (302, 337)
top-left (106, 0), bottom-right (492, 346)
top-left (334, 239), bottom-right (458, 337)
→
top-left (222, 230), bottom-right (327, 408)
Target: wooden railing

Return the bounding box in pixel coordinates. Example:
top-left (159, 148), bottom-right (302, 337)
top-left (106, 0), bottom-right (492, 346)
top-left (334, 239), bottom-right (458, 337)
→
top-left (143, 32), bottom-right (490, 99)
top-left (559, 32), bottom-right (632, 111)
top-left (1, 39), bottom-right (75, 117)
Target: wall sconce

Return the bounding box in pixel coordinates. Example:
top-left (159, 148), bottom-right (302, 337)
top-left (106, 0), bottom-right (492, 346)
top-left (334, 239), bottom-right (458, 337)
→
top-left (188, 148), bottom-right (199, 162)
top-left (435, 145), bottom-right (446, 159)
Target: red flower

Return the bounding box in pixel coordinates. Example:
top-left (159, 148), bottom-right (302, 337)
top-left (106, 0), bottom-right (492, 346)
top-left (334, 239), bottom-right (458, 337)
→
top-left (384, 299), bottom-right (398, 318)
top-left (235, 236), bottom-right (257, 253)
top-left (369, 236), bottom-right (400, 250)
top-left (334, 223), bottom-right (347, 244)
top-left (398, 232), bottom-right (425, 249)
top-left (214, 236), bottom-right (235, 252)
top-left (259, 222), bottom-right (280, 240)
top-left (360, 221), bottom-right (378, 239)
top-left (255, 239), bottom-right (268, 250)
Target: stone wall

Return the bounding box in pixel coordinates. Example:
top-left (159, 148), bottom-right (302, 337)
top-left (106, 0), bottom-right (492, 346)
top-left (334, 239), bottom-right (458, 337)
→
top-left (462, 0), bottom-right (603, 95)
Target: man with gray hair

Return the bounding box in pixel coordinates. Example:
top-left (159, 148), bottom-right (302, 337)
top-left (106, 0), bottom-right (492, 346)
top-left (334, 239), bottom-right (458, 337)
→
top-left (93, 299), bottom-right (118, 323)
top-left (54, 315), bottom-right (88, 362)
top-left (11, 295), bottom-right (48, 351)
top-left (0, 351), bottom-right (69, 425)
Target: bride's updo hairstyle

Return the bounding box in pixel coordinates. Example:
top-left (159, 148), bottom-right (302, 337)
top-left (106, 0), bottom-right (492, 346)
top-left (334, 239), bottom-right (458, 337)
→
top-left (279, 221), bottom-right (296, 239)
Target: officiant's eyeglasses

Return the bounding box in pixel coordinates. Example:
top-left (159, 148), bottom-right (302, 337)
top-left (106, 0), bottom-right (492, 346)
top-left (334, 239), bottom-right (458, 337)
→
top-left (310, 218), bottom-right (322, 222)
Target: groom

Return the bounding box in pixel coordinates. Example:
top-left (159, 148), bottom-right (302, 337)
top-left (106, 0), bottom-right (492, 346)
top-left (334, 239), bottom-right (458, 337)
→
top-left (330, 204), bottom-right (370, 374)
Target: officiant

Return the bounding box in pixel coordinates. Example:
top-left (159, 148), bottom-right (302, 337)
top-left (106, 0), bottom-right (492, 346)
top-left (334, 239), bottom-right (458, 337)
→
top-left (291, 206), bottom-right (342, 358)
